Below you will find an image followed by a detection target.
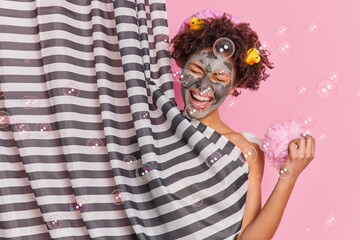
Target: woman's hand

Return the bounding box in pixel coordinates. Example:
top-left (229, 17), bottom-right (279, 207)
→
top-left (281, 133), bottom-right (316, 180)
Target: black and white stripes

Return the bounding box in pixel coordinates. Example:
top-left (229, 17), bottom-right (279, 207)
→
top-left (0, 0), bottom-right (249, 239)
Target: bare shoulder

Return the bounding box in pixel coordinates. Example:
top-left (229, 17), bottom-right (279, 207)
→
top-left (225, 132), bottom-right (265, 179)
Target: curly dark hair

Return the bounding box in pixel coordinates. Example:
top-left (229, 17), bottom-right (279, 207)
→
top-left (170, 13), bottom-right (274, 96)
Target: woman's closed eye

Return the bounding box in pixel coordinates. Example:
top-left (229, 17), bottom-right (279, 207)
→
top-left (188, 62), bottom-right (205, 76)
top-left (211, 70), bottom-right (231, 83)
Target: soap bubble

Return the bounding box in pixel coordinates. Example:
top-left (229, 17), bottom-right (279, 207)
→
top-left (14, 122), bottom-right (31, 140)
top-left (317, 80), bottom-right (337, 97)
top-left (296, 85), bottom-right (308, 96)
top-left (277, 40), bottom-right (292, 54)
top-left (24, 58), bottom-right (30, 64)
top-left (326, 71), bottom-right (341, 83)
top-left (299, 114), bottom-right (316, 128)
top-left (178, 69), bottom-right (192, 87)
top-left (260, 139), bottom-right (271, 152)
top-left (122, 155), bottom-right (137, 169)
top-left (225, 98), bottom-right (236, 110)
top-left (317, 132), bottom-right (327, 142)
top-left (197, 83), bottom-right (215, 97)
top-left (240, 145), bottom-right (257, 163)
top-left (170, 68), bottom-right (183, 82)
top-left (276, 25), bottom-right (288, 36)
top-left (184, 104), bottom-right (202, 119)
top-left (155, 35), bottom-right (170, 50)
top-left (205, 150), bottom-right (223, 168)
top-left (136, 164), bottom-right (154, 182)
top-left (277, 163), bottom-right (292, 179)
top-left (46, 215), bottom-right (62, 230)
top-left (35, 122), bottom-right (52, 137)
top-left (87, 138), bottom-right (104, 153)
top-left (70, 197), bottom-right (88, 213)
top-left (301, 127), bottom-right (313, 136)
top-left (111, 189), bottom-right (125, 205)
top-left (0, 111), bottom-right (10, 128)
top-left (138, 111), bottom-right (150, 120)
top-left (191, 194), bottom-right (203, 207)
top-left (213, 37), bottom-right (235, 58)
top-left (325, 214), bottom-right (338, 227)
top-left (21, 96), bottom-right (34, 109)
top-left (254, 39), bottom-right (271, 56)
top-left (63, 83), bottom-right (80, 97)
top-left (307, 22), bottom-right (319, 33)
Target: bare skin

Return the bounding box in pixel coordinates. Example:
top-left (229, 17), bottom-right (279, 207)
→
top-left (185, 47), bottom-right (316, 240)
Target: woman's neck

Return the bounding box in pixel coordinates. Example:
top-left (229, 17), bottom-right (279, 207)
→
top-left (198, 108), bottom-right (222, 129)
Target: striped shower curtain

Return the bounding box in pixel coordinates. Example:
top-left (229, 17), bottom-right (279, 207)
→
top-left (0, 0), bottom-right (249, 239)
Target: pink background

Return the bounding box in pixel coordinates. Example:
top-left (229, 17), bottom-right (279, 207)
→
top-left (165, 0), bottom-right (359, 239)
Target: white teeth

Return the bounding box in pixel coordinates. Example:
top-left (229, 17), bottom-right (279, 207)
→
top-left (192, 92), bottom-right (211, 101)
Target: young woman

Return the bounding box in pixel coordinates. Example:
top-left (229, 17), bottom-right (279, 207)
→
top-left (170, 9), bottom-right (316, 240)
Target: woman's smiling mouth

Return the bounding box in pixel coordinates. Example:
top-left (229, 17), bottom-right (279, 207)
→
top-left (188, 89), bottom-right (214, 110)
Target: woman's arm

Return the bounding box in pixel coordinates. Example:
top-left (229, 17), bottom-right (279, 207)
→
top-left (236, 133), bottom-right (315, 240)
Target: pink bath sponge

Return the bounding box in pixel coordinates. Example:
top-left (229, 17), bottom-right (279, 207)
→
top-left (260, 120), bottom-right (304, 170)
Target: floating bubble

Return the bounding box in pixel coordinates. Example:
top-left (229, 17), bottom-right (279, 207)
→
top-left (0, 111), bottom-right (10, 128)
top-left (46, 215), bottom-right (62, 230)
top-left (205, 150), bottom-right (223, 168)
top-left (21, 96), bottom-right (33, 109)
top-left (191, 195), bottom-right (203, 207)
top-left (299, 114), bottom-right (316, 128)
top-left (197, 83), bottom-right (215, 97)
top-left (241, 145), bottom-right (257, 163)
top-left (317, 80), bottom-right (337, 97)
top-left (170, 68), bottom-right (183, 82)
top-left (21, 96), bottom-right (41, 109)
top-left (135, 164), bottom-right (154, 182)
top-left (301, 127), bottom-right (313, 136)
top-left (317, 132), bottom-right (327, 142)
top-left (260, 139), bottom-right (270, 152)
top-left (225, 98), bottom-right (236, 110)
top-left (122, 155), bottom-right (137, 169)
top-left (155, 35), bottom-right (170, 50)
top-left (111, 189), bottom-right (125, 205)
top-left (30, 96), bottom-right (41, 108)
top-left (70, 197), bottom-right (88, 213)
top-left (184, 104), bottom-right (202, 119)
top-left (254, 39), bottom-right (271, 56)
top-left (277, 40), bottom-right (292, 55)
top-left (178, 69), bottom-right (192, 86)
top-left (138, 111), bottom-right (150, 120)
top-left (356, 89), bottom-right (360, 98)
top-left (87, 138), bottom-right (104, 153)
top-left (326, 71), bottom-right (341, 83)
top-left (325, 214), bottom-right (338, 227)
top-left (24, 58), bottom-right (30, 64)
top-left (305, 227), bottom-right (310, 232)
top-left (213, 37), bottom-right (235, 58)
top-left (276, 25), bottom-right (288, 37)
top-left (63, 84), bottom-right (80, 97)
top-left (35, 122), bottom-right (52, 137)
top-left (307, 22), bottom-right (319, 33)
top-left (296, 85), bottom-right (308, 96)
top-left (278, 163), bottom-right (292, 179)
top-left (14, 122), bottom-right (31, 140)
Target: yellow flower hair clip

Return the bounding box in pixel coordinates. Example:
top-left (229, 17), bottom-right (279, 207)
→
top-left (189, 17), bottom-right (206, 30)
top-left (245, 48), bottom-right (261, 65)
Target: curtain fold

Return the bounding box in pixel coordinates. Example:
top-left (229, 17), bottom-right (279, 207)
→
top-left (0, 0), bottom-right (249, 239)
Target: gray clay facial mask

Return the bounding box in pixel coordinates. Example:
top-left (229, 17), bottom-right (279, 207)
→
top-left (181, 49), bottom-right (234, 119)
